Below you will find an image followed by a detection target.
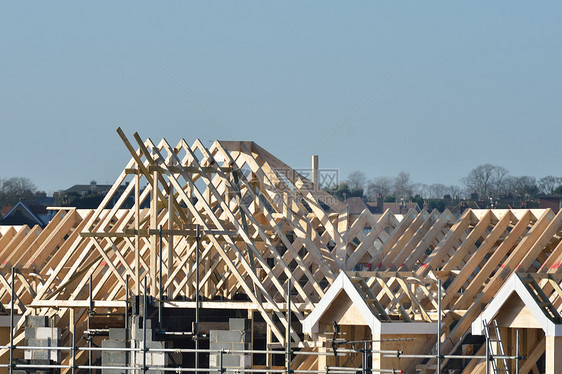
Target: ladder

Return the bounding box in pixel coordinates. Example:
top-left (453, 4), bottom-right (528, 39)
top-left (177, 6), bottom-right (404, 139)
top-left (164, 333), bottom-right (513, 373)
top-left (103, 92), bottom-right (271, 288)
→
top-left (483, 319), bottom-right (510, 374)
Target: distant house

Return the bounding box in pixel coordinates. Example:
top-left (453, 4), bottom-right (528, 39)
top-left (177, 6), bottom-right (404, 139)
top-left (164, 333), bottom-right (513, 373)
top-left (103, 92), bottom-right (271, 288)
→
top-left (344, 196), bottom-right (419, 216)
top-left (382, 201), bottom-right (420, 215)
top-left (57, 180), bottom-right (133, 209)
top-left (343, 197), bottom-right (377, 216)
top-left (343, 195), bottom-right (385, 216)
top-left (64, 180), bottom-right (113, 196)
top-left (448, 200), bottom-right (480, 215)
top-left (539, 194), bottom-right (562, 213)
top-left (0, 200), bottom-right (55, 227)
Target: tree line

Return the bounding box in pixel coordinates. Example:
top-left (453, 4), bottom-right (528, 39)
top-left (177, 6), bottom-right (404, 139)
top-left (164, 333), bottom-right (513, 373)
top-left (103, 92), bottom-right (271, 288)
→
top-left (327, 164), bottom-right (562, 207)
top-left (0, 177), bottom-right (114, 210)
top-left (0, 177), bottom-right (44, 207)
top-left (2, 165), bottom-right (562, 211)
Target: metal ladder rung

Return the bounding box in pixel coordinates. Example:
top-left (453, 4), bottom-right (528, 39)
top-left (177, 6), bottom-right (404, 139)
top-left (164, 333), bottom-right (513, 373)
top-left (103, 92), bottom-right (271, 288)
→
top-left (483, 319), bottom-right (510, 374)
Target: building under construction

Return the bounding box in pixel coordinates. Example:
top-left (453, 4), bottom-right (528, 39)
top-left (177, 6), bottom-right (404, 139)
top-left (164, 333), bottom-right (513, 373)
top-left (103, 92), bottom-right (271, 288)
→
top-left (1, 129), bottom-right (562, 374)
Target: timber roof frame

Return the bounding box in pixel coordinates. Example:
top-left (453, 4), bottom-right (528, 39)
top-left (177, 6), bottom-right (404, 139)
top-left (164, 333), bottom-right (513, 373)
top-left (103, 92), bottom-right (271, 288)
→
top-left (1, 129), bottom-right (562, 372)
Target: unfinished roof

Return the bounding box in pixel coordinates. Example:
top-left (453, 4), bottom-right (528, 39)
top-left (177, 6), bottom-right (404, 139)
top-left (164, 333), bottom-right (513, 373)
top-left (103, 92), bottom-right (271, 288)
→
top-left (302, 271), bottom-right (438, 336)
top-left (472, 273), bottom-right (562, 337)
top-left (1, 129), bottom-right (562, 372)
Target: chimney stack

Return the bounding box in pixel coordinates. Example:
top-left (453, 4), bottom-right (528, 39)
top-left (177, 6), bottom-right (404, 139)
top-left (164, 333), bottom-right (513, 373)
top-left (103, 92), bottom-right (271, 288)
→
top-left (312, 155), bottom-right (319, 190)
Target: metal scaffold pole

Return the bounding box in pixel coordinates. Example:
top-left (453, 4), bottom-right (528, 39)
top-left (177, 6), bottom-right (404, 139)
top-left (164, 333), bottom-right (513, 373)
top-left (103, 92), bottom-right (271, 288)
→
top-left (515, 330), bottom-right (520, 374)
top-left (72, 310), bottom-right (76, 374)
top-left (159, 225), bottom-right (164, 330)
top-left (89, 274), bottom-right (93, 374)
top-left (9, 267), bottom-right (14, 374)
top-left (143, 276), bottom-right (148, 373)
top-left (286, 278), bottom-right (291, 374)
top-left (437, 278), bottom-right (442, 374)
top-left (195, 224), bottom-right (201, 371)
top-left (126, 274), bottom-right (130, 369)
top-left (485, 331), bottom-right (490, 374)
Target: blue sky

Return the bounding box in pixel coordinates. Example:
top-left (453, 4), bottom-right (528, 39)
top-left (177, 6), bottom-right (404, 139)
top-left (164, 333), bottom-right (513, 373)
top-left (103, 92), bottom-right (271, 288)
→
top-left (1, 2), bottom-right (561, 193)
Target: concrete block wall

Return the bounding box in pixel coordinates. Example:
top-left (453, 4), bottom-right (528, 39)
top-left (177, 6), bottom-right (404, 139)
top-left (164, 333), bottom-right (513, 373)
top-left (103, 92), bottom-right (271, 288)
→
top-left (101, 316), bottom-right (168, 373)
top-left (130, 315), bottom-right (167, 370)
top-left (209, 318), bottom-right (251, 370)
top-left (131, 315), bottom-right (167, 373)
top-left (23, 316), bottom-right (60, 363)
top-left (101, 329), bottom-right (128, 374)
top-left (131, 339), bottom-right (167, 367)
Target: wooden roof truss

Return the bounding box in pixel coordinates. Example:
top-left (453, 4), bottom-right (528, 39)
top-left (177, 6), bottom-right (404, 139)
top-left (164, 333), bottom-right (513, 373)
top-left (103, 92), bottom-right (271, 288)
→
top-left (1, 130), bottom-right (562, 373)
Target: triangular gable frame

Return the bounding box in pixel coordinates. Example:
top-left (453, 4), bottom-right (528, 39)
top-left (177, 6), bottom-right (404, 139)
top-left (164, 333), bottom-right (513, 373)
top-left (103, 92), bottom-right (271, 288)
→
top-left (2, 201), bottom-right (45, 226)
top-left (472, 273), bottom-right (562, 336)
top-left (303, 271), bottom-right (378, 335)
top-left (303, 272), bottom-right (438, 336)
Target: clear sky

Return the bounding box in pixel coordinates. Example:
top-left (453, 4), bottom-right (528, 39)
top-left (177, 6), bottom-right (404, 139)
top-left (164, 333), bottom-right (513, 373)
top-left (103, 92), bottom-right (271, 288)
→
top-left (1, 2), bottom-right (561, 193)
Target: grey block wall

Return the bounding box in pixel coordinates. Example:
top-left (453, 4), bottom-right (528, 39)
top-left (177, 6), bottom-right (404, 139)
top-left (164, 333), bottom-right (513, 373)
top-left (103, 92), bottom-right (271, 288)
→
top-left (209, 318), bottom-right (251, 370)
top-left (99, 315), bottom-right (168, 373)
top-left (130, 315), bottom-right (167, 371)
top-left (101, 329), bottom-right (128, 374)
top-left (23, 316), bottom-right (60, 363)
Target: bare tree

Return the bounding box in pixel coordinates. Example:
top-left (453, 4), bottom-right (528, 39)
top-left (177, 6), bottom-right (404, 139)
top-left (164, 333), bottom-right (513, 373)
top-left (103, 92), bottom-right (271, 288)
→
top-left (412, 183), bottom-right (429, 198)
top-left (428, 183), bottom-right (448, 199)
top-left (367, 176), bottom-right (394, 200)
top-left (394, 171), bottom-right (413, 200)
top-left (492, 166), bottom-right (509, 197)
top-left (539, 176), bottom-right (562, 195)
top-left (503, 176), bottom-right (539, 196)
top-left (447, 185), bottom-right (464, 199)
top-left (0, 177), bottom-right (37, 206)
top-left (347, 171), bottom-right (367, 192)
top-left (461, 164), bottom-right (508, 199)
